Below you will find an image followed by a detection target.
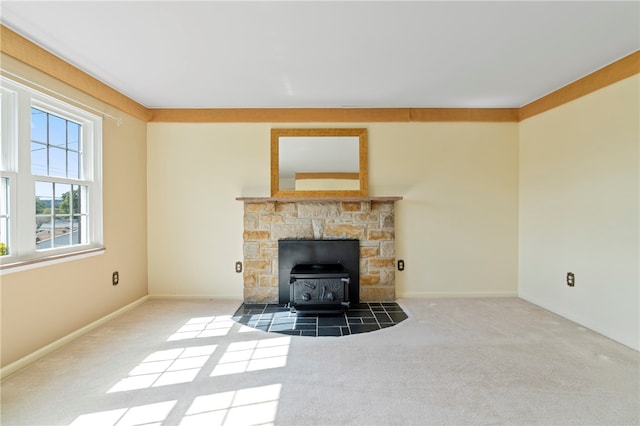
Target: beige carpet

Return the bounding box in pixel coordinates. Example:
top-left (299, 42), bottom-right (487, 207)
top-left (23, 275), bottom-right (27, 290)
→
top-left (1, 297), bottom-right (638, 426)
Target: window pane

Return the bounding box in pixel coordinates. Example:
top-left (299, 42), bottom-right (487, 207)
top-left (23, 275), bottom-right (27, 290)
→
top-left (35, 181), bottom-right (87, 249)
top-left (35, 181), bottom-right (53, 210)
top-left (75, 186), bottom-right (87, 244)
top-left (74, 213), bottom-right (87, 244)
top-left (0, 177), bottom-right (7, 216)
top-left (31, 109), bottom-right (84, 179)
top-left (72, 184), bottom-right (83, 214)
top-left (48, 114), bottom-right (66, 148)
top-left (53, 214), bottom-right (72, 248)
top-left (31, 142), bottom-right (47, 175)
top-left (48, 146), bottom-right (66, 177)
top-left (0, 217), bottom-right (7, 255)
top-left (68, 121), bottom-right (80, 151)
top-left (0, 177), bottom-right (8, 256)
top-left (68, 150), bottom-right (79, 179)
top-left (31, 108), bottom-right (47, 144)
top-left (55, 184), bottom-right (73, 248)
top-left (35, 215), bottom-right (52, 248)
top-left (35, 181), bottom-right (53, 248)
top-left (55, 183), bottom-right (71, 213)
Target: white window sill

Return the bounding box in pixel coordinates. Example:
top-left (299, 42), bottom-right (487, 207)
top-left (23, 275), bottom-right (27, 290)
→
top-left (0, 247), bottom-right (105, 275)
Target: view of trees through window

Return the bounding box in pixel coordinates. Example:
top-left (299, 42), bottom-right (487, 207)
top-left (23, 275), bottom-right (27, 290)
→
top-left (31, 107), bottom-right (87, 250)
top-left (35, 182), bottom-right (87, 249)
top-left (0, 76), bottom-right (101, 262)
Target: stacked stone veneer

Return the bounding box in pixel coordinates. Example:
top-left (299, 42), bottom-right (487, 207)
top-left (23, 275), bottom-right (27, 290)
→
top-left (242, 201), bottom-right (396, 303)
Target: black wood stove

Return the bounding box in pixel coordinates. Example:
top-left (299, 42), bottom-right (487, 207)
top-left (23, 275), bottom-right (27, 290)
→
top-left (289, 263), bottom-right (350, 314)
top-left (278, 239), bottom-right (360, 314)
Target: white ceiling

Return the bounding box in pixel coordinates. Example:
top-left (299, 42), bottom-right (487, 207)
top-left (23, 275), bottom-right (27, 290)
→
top-left (1, 1), bottom-right (638, 109)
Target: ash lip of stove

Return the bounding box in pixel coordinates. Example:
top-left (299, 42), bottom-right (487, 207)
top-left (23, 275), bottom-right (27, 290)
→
top-left (289, 263), bottom-right (350, 314)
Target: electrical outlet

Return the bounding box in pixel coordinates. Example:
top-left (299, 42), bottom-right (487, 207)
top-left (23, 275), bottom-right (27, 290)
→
top-left (397, 260), bottom-right (405, 271)
top-left (112, 271), bottom-right (119, 286)
top-left (235, 261), bottom-right (243, 273)
top-left (566, 272), bottom-right (575, 287)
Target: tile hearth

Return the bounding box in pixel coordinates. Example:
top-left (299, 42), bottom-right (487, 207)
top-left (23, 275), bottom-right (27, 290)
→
top-left (232, 302), bottom-right (408, 337)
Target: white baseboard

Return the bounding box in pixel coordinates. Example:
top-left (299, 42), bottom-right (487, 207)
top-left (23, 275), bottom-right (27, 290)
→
top-left (519, 292), bottom-right (639, 352)
top-left (149, 294), bottom-right (243, 302)
top-left (396, 291), bottom-right (518, 299)
top-left (0, 295), bottom-right (150, 380)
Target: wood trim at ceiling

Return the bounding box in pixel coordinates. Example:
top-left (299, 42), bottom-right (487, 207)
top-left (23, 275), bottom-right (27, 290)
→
top-left (1, 25), bottom-right (637, 123)
top-left (148, 107), bottom-right (519, 122)
top-left (149, 108), bottom-right (412, 123)
top-left (519, 50), bottom-right (640, 121)
top-left (409, 108), bottom-right (519, 122)
top-left (0, 25), bottom-right (151, 122)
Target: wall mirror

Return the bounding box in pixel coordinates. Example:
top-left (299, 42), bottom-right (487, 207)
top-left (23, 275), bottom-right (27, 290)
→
top-left (271, 128), bottom-right (368, 198)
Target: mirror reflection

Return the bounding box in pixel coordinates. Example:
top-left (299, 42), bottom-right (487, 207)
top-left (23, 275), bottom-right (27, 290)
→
top-left (271, 128), bottom-right (368, 198)
top-left (278, 136), bottom-right (359, 191)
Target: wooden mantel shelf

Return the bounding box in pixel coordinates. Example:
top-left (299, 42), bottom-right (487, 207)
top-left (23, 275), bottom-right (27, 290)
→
top-left (236, 196), bottom-right (403, 203)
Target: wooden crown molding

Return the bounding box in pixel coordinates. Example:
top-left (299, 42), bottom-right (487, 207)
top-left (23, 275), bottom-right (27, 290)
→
top-left (1, 25), bottom-right (637, 123)
top-left (519, 50), bottom-right (640, 121)
top-left (148, 107), bottom-right (519, 123)
top-left (149, 108), bottom-right (412, 123)
top-left (0, 25), bottom-right (151, 122)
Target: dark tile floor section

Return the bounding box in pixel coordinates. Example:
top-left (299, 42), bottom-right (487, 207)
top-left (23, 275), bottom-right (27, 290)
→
top-left (232, 302), bottom-right (408, 337)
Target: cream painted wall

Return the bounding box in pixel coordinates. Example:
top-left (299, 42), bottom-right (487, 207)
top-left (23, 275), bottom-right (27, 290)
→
top-left (147, 124), bottom-right (266, 298)
top-left (146, 122), bottom-right (519, 300)
top-left (519, 75), bottom-right (640, 350)
top-left (369, 123), bottom-right (519, 298)
top-left (0, 56), bottom-right (149, 367)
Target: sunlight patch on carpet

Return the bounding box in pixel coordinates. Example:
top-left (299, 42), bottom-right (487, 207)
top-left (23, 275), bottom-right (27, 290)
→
top-left (167, 315), bottom-right (235, 341)
top-left (181, 384), bottom-right (281, 426)
top-left (211, 337), bottom-right (290, 377)
top-left (69, 400), bottom-right (177, 426)
top-left (108, 345), bottom-right (217, 393)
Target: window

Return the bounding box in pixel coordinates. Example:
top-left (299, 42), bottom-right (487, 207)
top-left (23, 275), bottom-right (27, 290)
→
top-left (0, 177), bottom-right (8, 256)
top-left (0, 77), bottom-right (102, 268)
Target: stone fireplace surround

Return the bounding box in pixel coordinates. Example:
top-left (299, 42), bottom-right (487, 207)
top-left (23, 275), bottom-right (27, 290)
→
top-left (237, 197), bottom-right (401, 304)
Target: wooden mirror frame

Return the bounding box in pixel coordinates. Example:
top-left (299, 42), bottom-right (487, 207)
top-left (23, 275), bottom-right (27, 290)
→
top-left (271, 128), bottom-right (368, 198)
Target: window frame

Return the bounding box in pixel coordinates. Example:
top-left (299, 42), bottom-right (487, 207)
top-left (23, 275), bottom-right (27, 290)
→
top-left (0, 76), bottom-right (103, 271)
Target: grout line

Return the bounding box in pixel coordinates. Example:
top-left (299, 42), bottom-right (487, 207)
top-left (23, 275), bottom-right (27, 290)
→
top-left (263, 304), bottom-right (272, 333)
top-left (234, 302), bottom-right (406, 337)
top-left (345, 310), bottom-right (351, 336)
top-left (382, 304), bottom-right (393, 325)
top-left (372, 303), bottom-right (383, 329)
